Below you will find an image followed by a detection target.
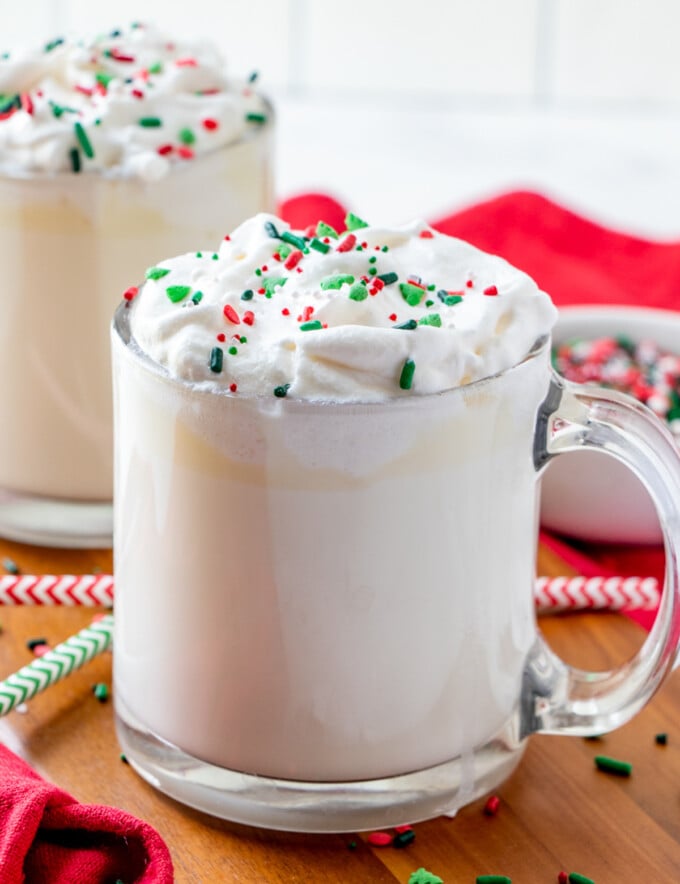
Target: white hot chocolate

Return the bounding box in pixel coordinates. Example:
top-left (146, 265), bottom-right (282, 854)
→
top-left (0, 24), bottom-right (273, 513)
top-left (113, 213), bottom-right (558, 781)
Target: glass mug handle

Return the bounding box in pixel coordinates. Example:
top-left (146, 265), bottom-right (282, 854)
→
top-left (524, 374), bottom-right (680, 737)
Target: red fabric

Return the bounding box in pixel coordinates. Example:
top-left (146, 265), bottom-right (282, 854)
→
top-left (0, 744), bottom-right (173, 884)
top-left (279, 189), bottom-right (676, 628)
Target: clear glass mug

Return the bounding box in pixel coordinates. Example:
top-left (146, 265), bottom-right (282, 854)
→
top-left (111, 303), bottom-right (680, 832)
top-left (0, 111), bottom-right (273, 547)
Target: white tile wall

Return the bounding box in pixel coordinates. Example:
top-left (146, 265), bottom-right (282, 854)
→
top-left (552, 0), bottom-right (680, 104)
top-left (4, 1), bottom-right (680, 107)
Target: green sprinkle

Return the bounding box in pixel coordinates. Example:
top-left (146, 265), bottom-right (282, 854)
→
top-left (400, 282), bottom-right (425, 306)
top-left (145, 267), bottom-right (171, 281)
top-left (191, 291), bottom-right (203, 305)
top-left (138, 116), bottom-right (163, 128)
top-left (419, 313), bottom-right (442, 327)
top-left (394, 319), bottom-right (417, 330)
top-left (195, 251), bottom-right (203, 258)
top-left (210, 347), bottom-right (223, 373)
top-left (408, 870), bottom-right (443, 884)
top-left (148, 61), bottom-right (163, 75)
top-left (228, 346), bottom-right (238, 356)
top-left (276, 243), bottom-right (292, 260)
top-left (93, 683), bottom-right (109, 702)
top-left (425, 299), bottom-right (434, 307)
top-left (382, 245), bottom-right (389, 252)
top-left (246, 112), bottom-right (267, 124)
top-left (399, 358), bottom-right (416, 390)
top-left (120, 753), bottom-right (129, 764)
top-left (347, 841), bottom-right (357, 851)
top-left (655, 732), bottom-right (668, 745)
top-left (568, 874), bottom-right (595, 884)
top-left (393, 829), bottom-right (415, 848)
top-left (320, 274), bottom-right (355, 290)
top-left (241, 289), bottom-right (254, 301)
top-left (69, 147), bottom-right (81, 173)
top-left (44, 37), bottom-right (65, 53)
top-left (2, 558), bottom-right (19, 575)
top-left (345, 211), bottom-right (368, 231)
top-left (255, 268), bottom-right (262, 276)
top-left (316, 221), bottom-right (338, 239)
top-left (239, 336), bottom-right (247, 343)
top-left (437, 289), bottom-right (463, 306)
top-left (300, 320), bottom-right (323, 331)
top-left (427, 284), bottom-right (436, 291)
top-left (274, 384), bottom-right (290, 398)
top-left (179, 127), bottom-right (195, 145)
top-left (369, 256), bottom-right (377, 264)
top-left (263, 277), bottom-right (287, 297)
top-left (166, 285), bottom-right (191, 303)
top-left (594, 755), bottom-right (632, 776)
top-left (74, 122), bottom-right (94, 160)
top-left (377, 272), bottom-right (398, 285)
top-left (0, 95), bottom-right (18, 115)
top-left (349, 282), bottom-right (368, 301)
top-left (95, 71), bottom-right (114, 88)
top-left (280, 230), bottom-right (307, 251)
top-left (476, 877), bottom-right (511, 884)
top-left (212, 253), bottom-right (218, 260)
top-left (369, 267), bottom-right (377, 276)
top-left (309, 238), bottom-right (330, 254)
top-left (264, 220), bottom-right (280, 239)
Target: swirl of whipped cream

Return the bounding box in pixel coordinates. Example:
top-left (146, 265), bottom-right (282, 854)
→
top-left (127, 212), bottom-right (558, 402)
top-left (0, 23), bottom-right (268, 181)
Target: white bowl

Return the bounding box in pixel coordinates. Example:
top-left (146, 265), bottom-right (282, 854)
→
top-left (540, 306), bottom-right (680, 545)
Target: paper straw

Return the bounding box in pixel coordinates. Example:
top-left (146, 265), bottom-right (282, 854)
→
top-left (0, 615), bottom-right (113, 717)
top-left (0, 574), bottom-right (660, 613)
top-left (534, 576), bottom-right (660, 613)
top-left (0, 574), bottom-right (113, 607)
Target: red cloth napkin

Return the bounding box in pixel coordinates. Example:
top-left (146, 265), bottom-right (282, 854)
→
top-left (0, 744), bottom-right (173, 884)
top-left (280, 190), bottom-right (675, 630)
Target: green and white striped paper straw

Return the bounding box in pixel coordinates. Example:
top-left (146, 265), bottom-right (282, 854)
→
top-left (0, 614), bottom-right (113, 716)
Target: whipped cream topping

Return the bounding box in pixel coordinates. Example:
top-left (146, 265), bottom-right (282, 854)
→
top-left (127, 213), bottom-right (558, 402)
top-left (0, 23), bottom-right (268, 181)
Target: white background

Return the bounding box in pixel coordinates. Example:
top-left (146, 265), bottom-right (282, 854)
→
top-left (4, 1), bottom-right (680, 236)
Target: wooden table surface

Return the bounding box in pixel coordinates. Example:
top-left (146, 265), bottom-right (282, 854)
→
top-left (0, 539), bottom-right (677, 884)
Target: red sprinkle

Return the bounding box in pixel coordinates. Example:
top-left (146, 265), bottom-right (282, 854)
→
top-left (419, 229), bottom-right (434, 238)
top-left (33, 644), bottom-right (50, 657)
top-left (558, 873), bottom-right (569, 884)
top-left (123, 286), bottom-right (138, 302)
top-left (466, 279), bottom-right (474, 288)
top-left (20, 93), bottom-right (34, 114)
top-left (177, 146), bottom-right (194, 160)
top-left (337, 234), bottom-right (357, 253)
top-left (216, 333), bottom-right (226, 342)
top-left (483, 795), bottom-right (501, 816)
top-left (202, 118), bottom-right (219, 131)
top-left (175, 57), bottom-right (198, 67)
top-left (229, 383), bottom-right (238, 393)
top-left (389, 313), bottom-right (397, 321)
top-left (242, 311), bottom-right (255, 326)
top-left (367, 832), bottom-right (392, 847)
top-left (394, 825), bottom-right (413, 834)
top-left (131, 88), bottom-right (145, 99)
top-left (483, 285), bottom-right (498, 296)
top-left (223, 305), bottom-right (241, 324)
top-left (157, 144), bottom-right (174, 156)
top-left (109, 49), bottom-right (135, 63)
top-left (285, 250), bottom-right (303, 270)
top-left (74, 84), bottom-right (93, 97)
top-left (302, 305), bottom-right (314, 321)
top-left (282, 308), bottom-right (290, 316)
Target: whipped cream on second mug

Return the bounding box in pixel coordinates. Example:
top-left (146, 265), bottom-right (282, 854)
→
top-left (129, 212), bottom-right (558, 399)
top-left (0, 22), bottom-right (267, 181)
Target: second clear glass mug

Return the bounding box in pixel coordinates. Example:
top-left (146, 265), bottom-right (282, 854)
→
top-left (0, 112), bottom-right (273, 547)
top-left (112, 307), bottom-right (680, 832)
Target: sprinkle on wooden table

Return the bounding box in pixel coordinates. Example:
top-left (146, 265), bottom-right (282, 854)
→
top-left (476, 876), bottom-right (511, 884)
top-left (484, 794), bottom-right (501, 816)
top-left (594, 755), bottom-right (632, 776)
top-left (26, 637), bottom-right (48, 651)
top-left (93, 682), bottom-right (109, 702)
top-left (393, 829), bottom-right (416, 848)
top-left (568, 873), bottom-right (595, 884)
top-left (120, 753), bottom-right (129, 764)
top-left (408, 869), bottom-right (443, 884)
top-left (655, 732), bottom-right (668, 745)
top-left (558, 873), bottom-right (569, 884)
top-left (2, 558), bottom-right (19, 575)
top-left (367, 831), bottom-right (392, 847)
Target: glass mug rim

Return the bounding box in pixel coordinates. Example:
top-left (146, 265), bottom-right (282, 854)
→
top-left (112, 297), bottom-right (550, 411)
top-left (0, 94), bottom-right (274, 183)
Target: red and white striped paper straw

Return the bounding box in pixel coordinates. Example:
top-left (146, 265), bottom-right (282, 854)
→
top-left (534, 575), bottom-right (659, 613)
top-left (0, 574), bottom-right (661, 613)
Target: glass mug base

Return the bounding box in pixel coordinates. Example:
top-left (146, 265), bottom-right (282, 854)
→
top-left (0, 488), bottom-right (111, 548)
top-left (115, 697), bottom-right (526, 832)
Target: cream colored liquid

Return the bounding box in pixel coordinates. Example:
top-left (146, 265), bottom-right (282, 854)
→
top-left (113, 331), bottom-right (548, 781)
top-left (0, 133), bottom-right (273, 500)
